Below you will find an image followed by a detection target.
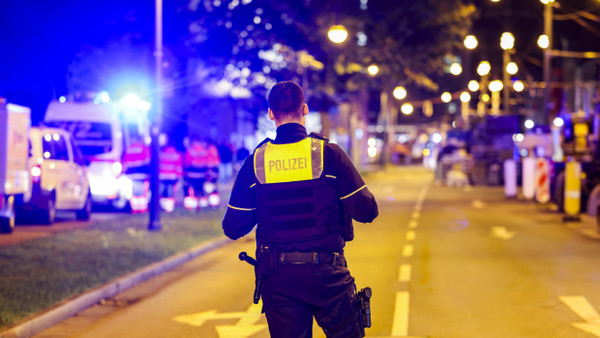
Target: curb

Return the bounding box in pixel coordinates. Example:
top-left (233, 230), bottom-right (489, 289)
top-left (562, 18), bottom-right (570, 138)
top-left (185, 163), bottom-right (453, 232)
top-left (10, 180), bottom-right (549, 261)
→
top-left (0, 236), bottom-right (233, 338)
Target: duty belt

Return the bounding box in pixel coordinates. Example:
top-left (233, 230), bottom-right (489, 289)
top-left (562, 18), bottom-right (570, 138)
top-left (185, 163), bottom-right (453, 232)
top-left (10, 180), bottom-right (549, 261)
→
top-left (278, 251), bottom-right (345, 268)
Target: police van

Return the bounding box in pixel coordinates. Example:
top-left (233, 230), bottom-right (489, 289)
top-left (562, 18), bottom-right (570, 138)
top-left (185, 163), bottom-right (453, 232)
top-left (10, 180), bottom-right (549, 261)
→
top-left (44, 100), bottom-right (150, 210)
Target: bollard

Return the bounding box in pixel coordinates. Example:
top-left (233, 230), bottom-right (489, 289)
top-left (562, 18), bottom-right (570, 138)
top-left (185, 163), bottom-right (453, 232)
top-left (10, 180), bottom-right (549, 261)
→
top-left (504, 159), bottom-right (517, 198)
top-left (563, 159), bottom-right (581, 222)
top-left (535, 157), bottom-right (550, 204)
top-left (522, 156), bottom-right (535, 200)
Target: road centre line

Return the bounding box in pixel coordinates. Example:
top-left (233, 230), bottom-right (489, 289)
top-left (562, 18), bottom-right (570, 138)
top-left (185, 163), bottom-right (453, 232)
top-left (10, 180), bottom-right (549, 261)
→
top-left (402, 244), bottom-right (414, 257)
top-left (398, 264), bottom-right (411, 282)
top-left (406, 230), bottom-right (416, 241)
top-left (408, 220), bottom-right (418, 229)
top-left (391, 292), bottom-right (410, 336)
top-left (411, 211), bottom-right (420, 219)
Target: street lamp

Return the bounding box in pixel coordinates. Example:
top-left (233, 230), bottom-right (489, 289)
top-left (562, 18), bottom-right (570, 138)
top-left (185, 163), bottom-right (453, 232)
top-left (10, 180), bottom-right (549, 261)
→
top-left (468, 80), bottom-right (479, 92)
top-left (393, 86), bottom-right (407, 100)
top-left (367, 64), bottom-right (379, 76)
top-left (400, 103), bottom-right (413, 115)
top-left (500, 32), bottom-right (514, 115)
top-left (449, 63), bottom-right (462, 75)
top-left (464, 35), bottom-right (478, 50)
top-left (441, 92), bottom-right (452, 103)
top-left (537, 34), bottom-right (550, 49)
top-left (489, 80), bottom-right (503, 115)
top-left (477, 61), bottom-right (491, 76)
top-left (506, 62), bottom-right (518, 75)
top-left (328, 25), bottom-right (348, 44)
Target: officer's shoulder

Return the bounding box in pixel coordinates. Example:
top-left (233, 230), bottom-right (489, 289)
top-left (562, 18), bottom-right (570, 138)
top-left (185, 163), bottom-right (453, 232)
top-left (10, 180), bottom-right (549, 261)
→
top-left (254, 137), bottom-right (272, 150)
top-left (308, 132), bottom-right (329, 143)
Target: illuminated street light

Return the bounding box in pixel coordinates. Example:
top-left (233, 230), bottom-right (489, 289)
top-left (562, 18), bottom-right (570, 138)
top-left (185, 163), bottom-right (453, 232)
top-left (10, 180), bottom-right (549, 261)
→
top-left (367, 64), bottom-right (379, 76)
top-left (524, 119), bottom-right (535, 129)
top-left (500, 32), bottom-right (515, 50)
top-left (553, 117), bottom-right (564, 128)
top-left (460, 92), bottom-right (471, 102)
top-left (506, 62), bottom-right (518, 75)
top-left (537, 34), bottom-right (550, 49)
top-left (393, 86), bottom-right (407, 100)
top-left (328, 25), bottom-right (348, 44)
top-left (441, 92), bottom-right (452, 103)
top-left (482, 93), bottom-right (490, 102)
top-left (401, 103), bottom-right (414, 115)
top-left (464, 35), bottom-right (478, 49)
top-left (450, 63), bottom-right (462, 75)
top-left (540, 0), bottom-right (554, 4)
top-left (513, 80), bottom-right (525, 92)
top-left (489, 80), bottom-right (503, 92)
top-left (468, 80), bottom-right (479, 92)
top-left (477, 61), bottom-right (491, 76)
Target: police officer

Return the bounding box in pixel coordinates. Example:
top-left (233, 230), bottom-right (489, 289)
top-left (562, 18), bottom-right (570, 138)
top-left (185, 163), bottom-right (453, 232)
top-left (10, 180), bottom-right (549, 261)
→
top-left (222, 81), bottom-right (378, 337)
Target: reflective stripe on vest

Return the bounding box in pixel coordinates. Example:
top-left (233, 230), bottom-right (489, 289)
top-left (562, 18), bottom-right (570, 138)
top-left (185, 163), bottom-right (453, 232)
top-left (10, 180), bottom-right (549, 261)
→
top-left (253, 138), bottom-right (324, 184)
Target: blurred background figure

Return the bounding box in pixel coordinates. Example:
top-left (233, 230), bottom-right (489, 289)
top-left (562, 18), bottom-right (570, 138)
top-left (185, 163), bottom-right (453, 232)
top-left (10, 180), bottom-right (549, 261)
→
top-left (234, 145), bottom-right (250, 175)
top-left (122, 134), bottom-right (151, 213)
top-left (159, 134), bottom-right (182, 213)
top-left (217, 141), bottom-right (233, 183)
top-left (205, 139), bottom-right (221, 209)
top-left (183, 136), bottom-right (208, 211)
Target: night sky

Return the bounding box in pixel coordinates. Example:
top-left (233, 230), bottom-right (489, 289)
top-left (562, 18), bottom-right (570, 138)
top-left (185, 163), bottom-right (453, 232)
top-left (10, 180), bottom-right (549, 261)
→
top-left (1, 0), bottom-right (599, 124)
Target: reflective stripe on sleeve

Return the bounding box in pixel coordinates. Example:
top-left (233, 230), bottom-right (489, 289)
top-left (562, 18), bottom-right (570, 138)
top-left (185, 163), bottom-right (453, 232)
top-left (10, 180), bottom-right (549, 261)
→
top-left (326, 175), bottom-right (337, 179)
top-left (227, 204), bottom-right (256, 211)
top-left (340, 185), bottom-right (367, 200)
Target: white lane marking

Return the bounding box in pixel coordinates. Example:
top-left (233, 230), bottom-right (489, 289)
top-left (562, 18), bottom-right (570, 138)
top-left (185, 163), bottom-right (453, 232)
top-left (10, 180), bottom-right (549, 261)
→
top-left (408, 220), bottom-right (418, 229)
top-left (391, 292), bottom-right (410, 336)
top-left (402, 244), bottom-right (414, 257)
top-left (491, 226), bottom-right (515, 240)
top-left (406, 230), bottom-right (416, 241)
top-left (560, 296), bottom-right (600, 336)
top-left (411, 211), bottom-right (420, 219)
top-left (398, 264), bottom-right (411, 282)
top-left (414, 204), bottom-right (422, 212)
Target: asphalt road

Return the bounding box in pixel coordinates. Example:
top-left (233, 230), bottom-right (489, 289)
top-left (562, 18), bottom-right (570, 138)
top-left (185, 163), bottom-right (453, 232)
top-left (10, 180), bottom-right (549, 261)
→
top-left (36, 166), bottom-right (600, 337)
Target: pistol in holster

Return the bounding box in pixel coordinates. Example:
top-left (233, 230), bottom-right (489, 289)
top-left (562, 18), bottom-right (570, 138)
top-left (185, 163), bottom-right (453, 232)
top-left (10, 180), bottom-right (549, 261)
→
top-left (355, 286), bottom-right (372, 335)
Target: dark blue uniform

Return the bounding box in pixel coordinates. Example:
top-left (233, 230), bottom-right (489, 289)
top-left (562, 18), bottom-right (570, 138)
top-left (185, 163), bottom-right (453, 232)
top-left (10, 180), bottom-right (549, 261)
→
top-left (223, 123), bottom-right (378, 337)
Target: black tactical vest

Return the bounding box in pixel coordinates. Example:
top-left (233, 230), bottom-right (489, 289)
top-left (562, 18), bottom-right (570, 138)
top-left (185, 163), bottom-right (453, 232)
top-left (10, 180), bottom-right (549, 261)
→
top-left (253, 136), bottom-right (340, 243)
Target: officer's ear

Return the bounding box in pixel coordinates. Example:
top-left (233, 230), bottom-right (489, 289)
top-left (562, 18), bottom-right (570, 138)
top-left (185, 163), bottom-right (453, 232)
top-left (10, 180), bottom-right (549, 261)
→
top-left (268, 108), bottom-right (276, 122)
top-left (302, 104), bottom-right (309, 117)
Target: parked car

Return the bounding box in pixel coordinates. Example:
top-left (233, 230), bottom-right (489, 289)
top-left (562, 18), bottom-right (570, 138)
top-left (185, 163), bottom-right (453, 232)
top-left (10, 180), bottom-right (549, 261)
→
top-left (16, 127), bottom-right (92, 224)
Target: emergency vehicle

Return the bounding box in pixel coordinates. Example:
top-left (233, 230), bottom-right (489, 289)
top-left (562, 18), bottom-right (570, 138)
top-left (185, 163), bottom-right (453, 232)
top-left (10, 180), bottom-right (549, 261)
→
top-left (0, 101), bottom-right (30, 233)
top-left (44, 100), bottom-right (150, 211)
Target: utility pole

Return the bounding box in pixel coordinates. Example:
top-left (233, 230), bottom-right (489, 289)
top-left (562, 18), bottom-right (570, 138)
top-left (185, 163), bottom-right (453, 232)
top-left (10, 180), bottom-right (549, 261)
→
top-left (542, 1), bottom-right (553, 126)
top-left (148, 0), bottom-right (163, 231)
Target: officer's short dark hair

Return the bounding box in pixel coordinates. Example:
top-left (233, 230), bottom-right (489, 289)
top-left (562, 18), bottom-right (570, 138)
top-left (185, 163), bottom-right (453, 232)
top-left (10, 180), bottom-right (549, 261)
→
top-left (268, 81), bottom-right (305, 120)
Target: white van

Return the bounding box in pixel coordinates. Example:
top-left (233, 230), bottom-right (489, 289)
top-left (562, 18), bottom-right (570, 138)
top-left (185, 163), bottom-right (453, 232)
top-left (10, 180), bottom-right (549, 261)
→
top-left (18, 127), bottom-right (92, 224)
top-left (44, 101), bottom-right (150, 210)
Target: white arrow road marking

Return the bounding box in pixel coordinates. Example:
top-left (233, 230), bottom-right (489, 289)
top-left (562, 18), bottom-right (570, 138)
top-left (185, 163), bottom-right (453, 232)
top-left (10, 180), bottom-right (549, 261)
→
top-left (174, 302), bottom-right (265, 335)
top-left (560, 296), bottom-right (600, 336)
top-left (215, 302), bottom-right (267, 337)
top-left (491, 226), bottom-right (515, 240)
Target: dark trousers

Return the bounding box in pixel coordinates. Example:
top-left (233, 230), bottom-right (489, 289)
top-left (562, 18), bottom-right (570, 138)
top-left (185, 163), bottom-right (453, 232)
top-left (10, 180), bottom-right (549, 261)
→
top-left (261, 263), bottom-right (361, 337)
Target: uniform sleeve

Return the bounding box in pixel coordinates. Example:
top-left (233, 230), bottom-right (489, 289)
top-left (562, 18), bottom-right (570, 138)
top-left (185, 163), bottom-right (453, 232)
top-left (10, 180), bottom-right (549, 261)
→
top-left (222, 155), bottom-right (258, 239)
top-left (332, 144), bottom-right (378, 223)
